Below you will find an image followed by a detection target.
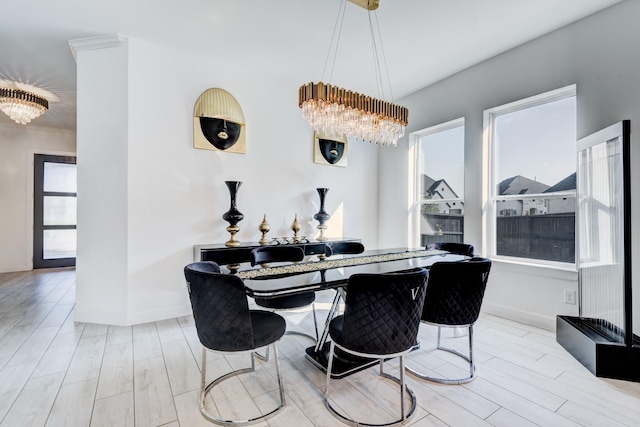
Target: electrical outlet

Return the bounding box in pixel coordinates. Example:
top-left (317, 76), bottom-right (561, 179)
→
top-left (564, 289), bottom-right (576, 305)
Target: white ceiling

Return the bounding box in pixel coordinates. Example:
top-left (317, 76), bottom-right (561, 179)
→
top-left (0, 0), bottom-right (622, 130)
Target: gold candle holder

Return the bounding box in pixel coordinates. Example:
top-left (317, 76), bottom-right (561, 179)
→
top-left (258, 214), bottom-right (270, 245)
top-left (291, 214), bottom-right (301, 242)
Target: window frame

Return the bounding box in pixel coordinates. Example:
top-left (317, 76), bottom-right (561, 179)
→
top-left (482, 85), bottom-right (577, 268)
top-left (410, 117), bottom-right (465, 249)
top-left (33, 154), bottom-right (77, 269)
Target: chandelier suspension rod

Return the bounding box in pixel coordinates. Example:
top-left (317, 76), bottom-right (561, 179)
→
top-left (322, 0), bottom-right (348, 84)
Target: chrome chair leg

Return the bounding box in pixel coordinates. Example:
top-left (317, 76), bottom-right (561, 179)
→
top-left (325, 343), bottom-right (417, 427)
top-left (200, 344), bottom-right (285, 425)
top-left (407, 324), bottom-right (476, 384)
top-left (316, 291), bottom-right (342, 352)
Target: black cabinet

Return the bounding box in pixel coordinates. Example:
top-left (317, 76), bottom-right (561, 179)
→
top-left (194, 238), bottom-right (361, 265)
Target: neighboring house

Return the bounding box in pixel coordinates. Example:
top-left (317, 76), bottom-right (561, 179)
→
top-left (546, 172), bottom-right (577, 214)
top-left (421, 174), bottom-right (463, 242)
top-left (422, 174), bottom-right (462, 213)
top-left (496, 174), bottom-right (576, 216)
top-left (497, 175), bottom-right (550, 216)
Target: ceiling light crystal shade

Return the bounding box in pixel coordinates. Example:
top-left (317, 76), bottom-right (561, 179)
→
top-left (0, 87), bottom-right (49, 125)
top-left (299, 82), bottom-right (408, 146)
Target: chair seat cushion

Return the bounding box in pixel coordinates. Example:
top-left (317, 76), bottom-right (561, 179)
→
top-left (254, 292), bottom-right (315, 309)
top-left (250, 310), bottom-right (286, 348)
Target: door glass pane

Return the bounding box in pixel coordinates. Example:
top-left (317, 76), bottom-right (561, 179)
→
top-left (43, 196), bottom-right (77, 225)
top-left (44, 162), bottom-right (77, 193)
top-left (43, 229), bottom-right (77, 259)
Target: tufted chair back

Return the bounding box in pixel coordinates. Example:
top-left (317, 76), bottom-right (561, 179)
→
top-left (325, 241), bottom-right (365, 257)
top-left (426, 242), bottom-right (475, 257)
top-left (251, 245), bottom-right (304, 266)
top-left (421, 257), bottom-right (492, 326)
top-left (332, 268), bottom-right (428, 355)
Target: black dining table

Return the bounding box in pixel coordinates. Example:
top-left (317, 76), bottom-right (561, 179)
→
top-left (227, 247), bottom-right (465, 378)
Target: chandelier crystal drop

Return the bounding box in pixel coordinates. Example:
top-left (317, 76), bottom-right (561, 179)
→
top-left (299, 82), bottom-right (408, 146)
top-left (0, 88), bottom-right (49, 125)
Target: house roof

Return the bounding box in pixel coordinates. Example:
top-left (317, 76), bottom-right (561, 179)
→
top-left (422, 174), bottom-right (459, 199)
top-left (544, 172), bottom-right (577, 192)
top-left (498, 175), bottom-right (550, 195)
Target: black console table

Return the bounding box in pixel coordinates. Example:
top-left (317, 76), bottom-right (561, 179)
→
top-left (193, 238), bottom-right (361, 265)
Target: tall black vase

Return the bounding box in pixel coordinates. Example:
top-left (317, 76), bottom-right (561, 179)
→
top-left (222, 181), bottom-right (244, 247)
top-left (313, 188), bottom-right (330, 242)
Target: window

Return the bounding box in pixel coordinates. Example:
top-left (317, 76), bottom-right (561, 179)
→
top-left (484, 86), bottom-right (576, 265)
top-left (412, 118), bottom-right (465, 248)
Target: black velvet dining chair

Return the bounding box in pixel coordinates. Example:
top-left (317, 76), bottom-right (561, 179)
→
top-left (184, 261), bottom-right (286, 425)
top-left (250, 246), bottom-right (320, 343)
top-left (324, 268), bottom-right (429, 427)
top-left (406, 257), bottom-right (491, 384)
top-left (426, 241), bottom-right (475, 257)
top-left (324, 241), bottom-right (365, 257)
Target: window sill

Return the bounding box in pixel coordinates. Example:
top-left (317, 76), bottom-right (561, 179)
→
top-left (489, 257), bottom-right (578, 281)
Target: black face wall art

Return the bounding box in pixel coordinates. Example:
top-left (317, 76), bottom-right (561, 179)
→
top-left (319, 138), bottom-right (345, 164)
top-left (314, 133), bottom-right (348, 167)
top-left (200, 117), bottom-right (242, 150)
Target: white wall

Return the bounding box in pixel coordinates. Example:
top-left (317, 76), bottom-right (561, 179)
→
top-left (379, 0), bottom-right (640, 331)
top-left (73, 35), bottom-right (380, 325)
top-left (0, 123), bottom-right (76, 273)
top-left (73, 35), bottom-right (130, 324)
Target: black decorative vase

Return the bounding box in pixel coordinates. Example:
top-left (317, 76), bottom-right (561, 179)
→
top-left (222, 181), bottom-right (244, 247)
top-left (313, 188), bottom-right (330, 242)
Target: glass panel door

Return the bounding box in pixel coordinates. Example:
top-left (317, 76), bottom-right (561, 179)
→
top-left (33, 154), bottom-right (77, 268)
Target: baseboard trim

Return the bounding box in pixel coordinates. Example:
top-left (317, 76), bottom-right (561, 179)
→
top-left (74, 303), bottom-right (192, 326)
top-left (0, 264), bottom-right (30, 273)
top-left (483, 302), bottom-right (556, 331)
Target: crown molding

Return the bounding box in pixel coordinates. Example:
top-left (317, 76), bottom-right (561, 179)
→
top-left (68, 34), bottom-right (128, 62)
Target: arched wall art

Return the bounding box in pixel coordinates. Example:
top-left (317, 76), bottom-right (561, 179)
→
top-left (194, 88), bottom-right (246, 154)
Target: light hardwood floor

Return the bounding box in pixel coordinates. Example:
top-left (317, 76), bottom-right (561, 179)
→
top-left (1, 267), bottom-right (640, 427)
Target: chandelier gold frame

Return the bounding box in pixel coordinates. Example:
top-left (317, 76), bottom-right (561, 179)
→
top-left (299, 81), bottom-right (408, 127)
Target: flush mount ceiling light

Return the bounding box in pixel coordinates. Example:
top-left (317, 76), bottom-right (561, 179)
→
top-left (298, 0), bottom-right (408, 147)
top-left (0, 87), bottom-right (49, 125)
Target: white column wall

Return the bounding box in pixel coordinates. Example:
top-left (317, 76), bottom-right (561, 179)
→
top-left (74, 36), bottom-right (130, 324)
top-left (74, 36), bottom-right (379, 325)
top-left (379, 0), bottom-right (640, 330)
top-left (0, 124), bottom-right (76, 272)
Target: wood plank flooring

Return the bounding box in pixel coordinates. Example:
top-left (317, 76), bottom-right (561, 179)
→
top-left (1, 267), bottom-right (639, 426)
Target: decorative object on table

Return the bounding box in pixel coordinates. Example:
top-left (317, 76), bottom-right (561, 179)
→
top-left (222, 181), bottom-right (244, 247)
top-left (0, 86), bottom-right (49, 125)
top-left (258, 214), bottom-right (271, 245)
top-left (314, 188), bottom-right (330, 242)
top-left (291, 214), bottom-right (301, 242)
top-left (298, 0), bottom-right (408, 147)
top-left (194, 88), bottom-right (246, 153)
top-left (313, 131), bottom-right (347, 167)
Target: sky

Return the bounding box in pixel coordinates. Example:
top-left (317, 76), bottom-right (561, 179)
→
top-left (420, 126), bottom-right (465, 196)
top-left (420, 95), bottom-right (576, 196)
top-left (495, 96), bottom-right (576, 187)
